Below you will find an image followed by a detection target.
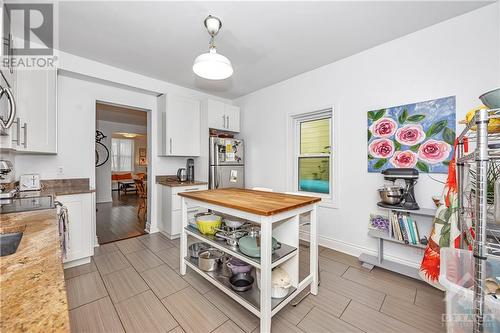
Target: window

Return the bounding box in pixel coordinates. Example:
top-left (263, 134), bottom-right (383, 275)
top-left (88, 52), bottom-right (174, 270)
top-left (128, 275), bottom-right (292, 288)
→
top-left (294, 109), bottom-right (333, 197)
top-left (111, 138), bottom-right (134, 172)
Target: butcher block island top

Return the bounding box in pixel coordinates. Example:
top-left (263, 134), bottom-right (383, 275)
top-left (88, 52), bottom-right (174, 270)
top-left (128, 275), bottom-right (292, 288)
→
top-left (178, 188), bottom-right (321, 216)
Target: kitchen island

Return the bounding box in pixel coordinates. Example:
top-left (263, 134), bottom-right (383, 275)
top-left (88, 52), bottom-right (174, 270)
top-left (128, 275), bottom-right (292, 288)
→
top-left (178, 188), bottom-right (320, 333)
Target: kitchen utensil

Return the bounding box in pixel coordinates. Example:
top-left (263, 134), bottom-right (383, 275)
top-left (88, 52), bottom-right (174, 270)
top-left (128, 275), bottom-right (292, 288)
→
top-left (238, 235), bottom-right (281, 258)
top-left (197, 248), bottom-right (224, 271)
top-left (229, 273), bottom-right (254, 292)
top-left (188, 242), bottom-right (209, 258)
top-left (227, 257), bottom-right (253, 275)
top-left (177, 168), bottom-right (188, 182)
top-left (378, 186), bottom-right (403, 205)
top-left (196, 213), bottom-right (222, 235)
top-left (246, 226), bottom-right (260, 237)
top-left (256, 267), bottom-right (292, 298)
top-left (479, 87), bottom-right (500, 109)
top-left (224, 217), bottom-right (246, 229)
top-left (270, 267), bottom-right (292, 298)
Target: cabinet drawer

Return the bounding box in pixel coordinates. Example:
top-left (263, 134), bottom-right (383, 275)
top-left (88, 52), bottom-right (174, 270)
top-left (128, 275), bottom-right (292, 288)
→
top-left (171, 186), bottom-right (207, 210)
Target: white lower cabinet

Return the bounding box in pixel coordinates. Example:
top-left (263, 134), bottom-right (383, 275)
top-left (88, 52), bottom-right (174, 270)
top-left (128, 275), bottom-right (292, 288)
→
top-left (57, 193), bottom-right (94, 267)
top-left (159, 184), bottom-right (208, 239)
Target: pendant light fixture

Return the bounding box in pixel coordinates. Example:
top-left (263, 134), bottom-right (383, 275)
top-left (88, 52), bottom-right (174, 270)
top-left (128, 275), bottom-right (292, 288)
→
top-left (193, 15), bottom-right (233, 80)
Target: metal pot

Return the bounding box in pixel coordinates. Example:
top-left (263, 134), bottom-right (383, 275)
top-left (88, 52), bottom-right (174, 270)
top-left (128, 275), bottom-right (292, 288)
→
top-left (229, 273), bottom-right (254, 292)
top-left (198, 248), bottom-right (224, 271)
top-left (227, 257), bottom-right (253, 275)
top-left (378, 186), bottom-right (403, 205)
top-left (188, 242), bottom-right (209, 258)
top-left (238, 235), bottom-right (281, 258)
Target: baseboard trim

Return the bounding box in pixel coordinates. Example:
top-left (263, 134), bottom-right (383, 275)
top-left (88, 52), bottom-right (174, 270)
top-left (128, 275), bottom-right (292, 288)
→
top-left (96, 197), bottom-right (112, 204)
top-left (299, 231), bottom-right (421, 269)
top-left (63, 256), bottom-right (91, 269)
top-left (159, 230), bottom-right (180, 240)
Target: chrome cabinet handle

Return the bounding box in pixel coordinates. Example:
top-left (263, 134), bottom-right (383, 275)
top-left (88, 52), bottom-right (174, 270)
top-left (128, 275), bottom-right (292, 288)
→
top-left (227, 116), bottom-right (229, 129)
top-left (22, 122), bottom-right (27, 148)
top-left (169, 138), bottom-right (172, 154)
top-left (184, 188), bottom-right (200, 192)
top-left (222, 115), bottom-right (226, 128)
top-left (11, 117), bottom-right (20, 144)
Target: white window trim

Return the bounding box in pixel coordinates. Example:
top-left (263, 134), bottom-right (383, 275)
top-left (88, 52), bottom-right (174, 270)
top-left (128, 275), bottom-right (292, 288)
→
top-left (287, 107), bottom-right (339, 209)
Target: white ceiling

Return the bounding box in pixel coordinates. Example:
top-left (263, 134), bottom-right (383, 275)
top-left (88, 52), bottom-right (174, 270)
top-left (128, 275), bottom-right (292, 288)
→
top-left (96, 102), bottom-right (147, 126)
top-left (59, 1), bottom-right (493, 99)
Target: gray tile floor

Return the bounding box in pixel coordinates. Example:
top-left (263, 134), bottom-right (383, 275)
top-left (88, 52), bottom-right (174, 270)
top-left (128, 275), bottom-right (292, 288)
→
top-left (65, 233), bottom-right (446, 333)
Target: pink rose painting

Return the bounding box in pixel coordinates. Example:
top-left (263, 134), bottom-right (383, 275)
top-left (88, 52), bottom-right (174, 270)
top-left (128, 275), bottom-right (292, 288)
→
top-left (390, 151), bottom-right (418, 168)
top-left (395, 124), bottom-right (425, 146)
top-left (370, 118), bottom-right (397, 138)
top-left (368, 96), bottom-right (455, 173)
top-left (418, 140), bottom-right (451, 164)
top-left (369, 139), bottom-right (394, 158)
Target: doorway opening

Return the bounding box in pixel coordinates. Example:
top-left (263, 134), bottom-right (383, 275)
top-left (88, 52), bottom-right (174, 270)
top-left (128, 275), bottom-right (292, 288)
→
top-left (95, 101), bottom-right (150, 244)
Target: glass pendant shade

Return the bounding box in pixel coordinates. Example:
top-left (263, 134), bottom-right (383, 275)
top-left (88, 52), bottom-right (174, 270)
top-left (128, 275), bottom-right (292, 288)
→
top-left (193, 49), bottom-right (233, 80)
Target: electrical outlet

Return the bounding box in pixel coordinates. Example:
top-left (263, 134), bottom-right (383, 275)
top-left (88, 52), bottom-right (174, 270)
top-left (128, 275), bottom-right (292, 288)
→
top-left (57, 166), bottom-right (64, 176)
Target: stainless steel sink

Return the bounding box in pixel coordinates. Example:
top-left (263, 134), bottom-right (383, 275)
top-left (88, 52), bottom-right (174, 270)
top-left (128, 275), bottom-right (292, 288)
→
top-left (0, 232), bottom-right (23, 256)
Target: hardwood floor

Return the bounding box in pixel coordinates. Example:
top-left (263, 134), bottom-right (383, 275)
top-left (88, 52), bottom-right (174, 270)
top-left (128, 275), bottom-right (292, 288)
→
top-left (96, 191), bottom-right (146, 244)
top-left (66, 234), bottom-right (447, 333)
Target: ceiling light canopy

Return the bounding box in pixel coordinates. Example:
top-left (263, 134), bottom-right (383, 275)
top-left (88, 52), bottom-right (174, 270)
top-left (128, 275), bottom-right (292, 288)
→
top-left (193, 15), bottom-right (233, 80)
top-left (116, 132), bottom-right (139, 138)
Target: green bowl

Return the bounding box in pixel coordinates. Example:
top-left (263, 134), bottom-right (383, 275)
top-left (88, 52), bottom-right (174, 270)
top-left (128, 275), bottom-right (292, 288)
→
top-left (480, 88), bottom-right (500, 109)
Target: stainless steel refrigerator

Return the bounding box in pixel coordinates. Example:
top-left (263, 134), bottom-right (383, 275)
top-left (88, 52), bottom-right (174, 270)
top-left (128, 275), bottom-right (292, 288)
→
top-left (209, 137), bottom-right (244, 189)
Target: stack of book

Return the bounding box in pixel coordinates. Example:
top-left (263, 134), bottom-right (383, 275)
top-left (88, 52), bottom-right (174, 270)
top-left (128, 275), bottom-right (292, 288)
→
top-left (390, 211), bottom-right (421, 245)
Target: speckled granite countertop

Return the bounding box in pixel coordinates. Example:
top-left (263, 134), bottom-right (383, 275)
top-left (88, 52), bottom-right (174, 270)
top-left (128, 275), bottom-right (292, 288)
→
top-left (156, 175), bottom-right (208, 187)
top-left (15, 178), bottom-right (95, 198)
top-left (0, 209), bottom-right (70, 332)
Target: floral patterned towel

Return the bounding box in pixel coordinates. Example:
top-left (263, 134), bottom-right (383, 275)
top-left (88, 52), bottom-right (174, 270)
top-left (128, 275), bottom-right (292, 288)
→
top-left (419, 140), bottom-right (462, 289)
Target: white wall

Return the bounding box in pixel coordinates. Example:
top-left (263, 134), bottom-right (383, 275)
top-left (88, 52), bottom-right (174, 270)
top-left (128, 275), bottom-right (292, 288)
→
top-left (15, 51), bottom-right (232, 233)
top-left (235, 4), bottom-right (500, 267)
top-left (95, 120), bottom-right (147, 203)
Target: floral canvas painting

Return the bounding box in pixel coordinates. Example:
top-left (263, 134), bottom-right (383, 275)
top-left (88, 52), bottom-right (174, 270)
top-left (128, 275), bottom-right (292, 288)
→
top-left (367, 96), bottom-right (455, 173)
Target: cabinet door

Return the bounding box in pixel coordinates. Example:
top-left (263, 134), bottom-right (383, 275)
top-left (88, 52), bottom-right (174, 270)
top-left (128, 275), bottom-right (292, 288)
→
top-left (207, 99), bottom-right (226, 131)
top-left (58, 193), bottom-right (93, 264)
top-left (16, 69), bottom-right (57, 153)
top-left (161, 94), bottom-right (200, 156)
top-left (224, 104), bottom-right (240, 132)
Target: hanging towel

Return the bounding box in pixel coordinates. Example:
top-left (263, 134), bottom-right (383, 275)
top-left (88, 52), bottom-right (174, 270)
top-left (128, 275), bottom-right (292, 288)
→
top-left (58, 204), bottom-right (70, 259)
top-left (419, 139), bottom-right (470, 289)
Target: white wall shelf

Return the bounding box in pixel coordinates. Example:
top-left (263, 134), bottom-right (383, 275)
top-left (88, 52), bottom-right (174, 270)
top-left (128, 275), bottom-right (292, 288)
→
top-left (368, 229), bottom-right (427, 249)
top-left (377, 205), bottom-right (436, 217)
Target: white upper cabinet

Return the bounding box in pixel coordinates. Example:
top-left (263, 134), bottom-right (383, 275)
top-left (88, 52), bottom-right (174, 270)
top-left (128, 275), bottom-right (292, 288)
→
top-left (224, 104), bottom-right (240, 132)
top-left (206, 99), bottom-right (240, 132)
top-left (15, 69), bottom-right (57, 154)
top-left (158, 93), bottom-right (201, 156)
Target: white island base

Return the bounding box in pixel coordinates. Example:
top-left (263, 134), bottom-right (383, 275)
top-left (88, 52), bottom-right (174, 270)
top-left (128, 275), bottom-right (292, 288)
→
top-left (178, 188), bottom-right (320, 333)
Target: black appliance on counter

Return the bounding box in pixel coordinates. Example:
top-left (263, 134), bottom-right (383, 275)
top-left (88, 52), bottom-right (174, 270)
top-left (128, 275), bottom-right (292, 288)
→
top-left (187, 158), bottom-right (195, 182)
top-left (377, 168), bottom-right (419, 210)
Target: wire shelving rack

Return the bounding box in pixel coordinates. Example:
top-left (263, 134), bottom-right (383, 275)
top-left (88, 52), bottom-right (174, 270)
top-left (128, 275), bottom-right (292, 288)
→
top-left (456, 107), bottom-right (500, 332)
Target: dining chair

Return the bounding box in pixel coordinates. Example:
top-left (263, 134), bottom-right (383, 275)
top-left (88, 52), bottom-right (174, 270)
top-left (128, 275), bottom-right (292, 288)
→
top-left (134, 179), bottom-right (147, 218)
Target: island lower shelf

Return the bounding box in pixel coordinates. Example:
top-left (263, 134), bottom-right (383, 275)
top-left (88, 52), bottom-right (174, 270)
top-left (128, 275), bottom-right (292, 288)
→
top-left (185, 225), bottom-right (298, 269)
top-left (184, 257), bottom-right (296, 316)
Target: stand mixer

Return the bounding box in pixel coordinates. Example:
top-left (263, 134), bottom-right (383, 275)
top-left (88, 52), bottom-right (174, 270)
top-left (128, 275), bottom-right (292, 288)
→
top-left (377, 168), bottom-right (419, 210)
top-left (0, 160), bottom-right (17, 199)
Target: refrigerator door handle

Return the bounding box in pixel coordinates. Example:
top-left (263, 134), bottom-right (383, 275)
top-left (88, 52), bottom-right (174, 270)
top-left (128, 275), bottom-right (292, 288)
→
top-left (216, 168), bottom-right (221, 189)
